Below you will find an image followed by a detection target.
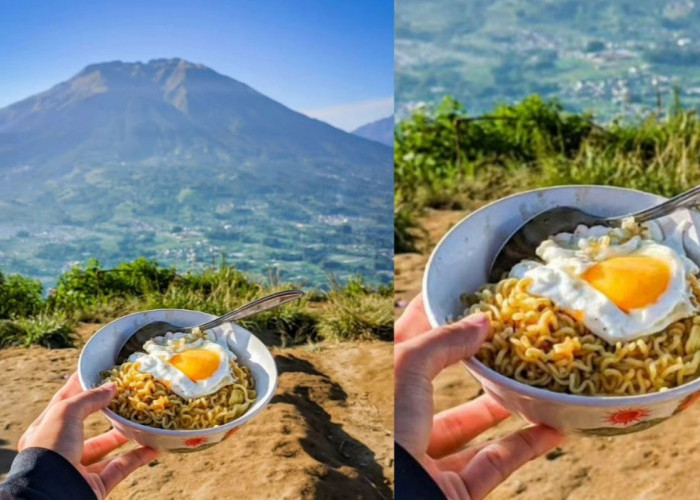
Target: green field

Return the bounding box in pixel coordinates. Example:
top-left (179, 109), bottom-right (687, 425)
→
top-left (0, 161), bottom-right (393, 291)
top-left (397, 0), bottom-right (700, 121)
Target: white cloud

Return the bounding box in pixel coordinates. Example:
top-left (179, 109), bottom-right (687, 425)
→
top-left (301, 97), bottom-right (394, 132)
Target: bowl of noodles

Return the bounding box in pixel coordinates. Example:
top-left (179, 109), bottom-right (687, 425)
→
top-left (78, 309), bottom-right (277, 451)
top-left (423, 185), bottom-right (700, 436)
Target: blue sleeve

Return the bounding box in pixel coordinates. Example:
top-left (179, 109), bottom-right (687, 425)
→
top-left (0, 448), bottom-right (96, 500)
top-left (395, 442), bottom-right (446, 499)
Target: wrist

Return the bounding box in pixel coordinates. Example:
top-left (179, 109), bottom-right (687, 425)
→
top-left (6, 448), bottom-right (97, 500)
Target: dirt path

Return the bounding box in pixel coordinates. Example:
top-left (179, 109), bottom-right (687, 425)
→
top-left (394, 209), bottom-right (467, 313)
top-left (0, 325), bottom-right (393, 500)
top-left (395, 209), bottom-right (700, 499)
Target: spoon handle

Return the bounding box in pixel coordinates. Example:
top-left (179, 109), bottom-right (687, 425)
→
top-left (195, 289), bottom-right (305, 331)
top-left (612, 185), bottom-right (700, 224)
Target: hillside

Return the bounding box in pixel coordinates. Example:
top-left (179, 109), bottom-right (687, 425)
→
top-left (0, 59), bottom-right (393, 288)
top-left (0, 58), bottom-right (389, 177)
top-left (396, 0), bottom-right (700, 120)
top-left (352, 116), bottom-right (394, 146)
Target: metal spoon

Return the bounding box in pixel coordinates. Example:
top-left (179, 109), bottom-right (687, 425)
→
top-left (116, 289), bottom-right (305, 364)
top-left (488, 185), bottom-right (700, 282)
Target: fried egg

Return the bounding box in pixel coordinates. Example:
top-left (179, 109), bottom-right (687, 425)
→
top-left (510, 219), bottom-right (700, 344)
top-left (128, 329), bottom-right (237, 399)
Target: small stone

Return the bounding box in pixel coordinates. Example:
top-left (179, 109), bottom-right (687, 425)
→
top-left (546, 447), bottom-right (565, 460)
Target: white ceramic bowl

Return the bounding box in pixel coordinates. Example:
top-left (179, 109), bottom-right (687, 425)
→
top-left (78, 309), bottom-right (277, 451)
top-left (424, 185), bottom-right (700, 435)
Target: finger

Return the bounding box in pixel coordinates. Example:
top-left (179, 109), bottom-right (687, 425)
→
top-left (99, 447), bottom-right (160, 494)
top-left (62, 383), bottom-right (117, 421)
top-left (435, 444), bottom-right (481, 473)
top-left (36, 373), bottom-right (83, 421)
top-left (427, 395), bottom-right (511, 458)
top-left (435, 432), bottom-right (508, 473)
top-left (396, 313), bottom-right (490, 382)
top-left (19, 373), bottom-right (83, 449)
top-left (82, 429), bottom-right (129, 465)
top-left (460, 425), bottom-right (564, 500)
top-left (395, 293), bottom-right (432, 343)
top-left (49, 373), bottom-right (84, 404)
top-left (395, 314), bottom-right (490, 456)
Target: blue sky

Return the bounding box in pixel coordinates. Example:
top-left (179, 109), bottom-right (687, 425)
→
top-left (0, 1), bottom-right (393, 131)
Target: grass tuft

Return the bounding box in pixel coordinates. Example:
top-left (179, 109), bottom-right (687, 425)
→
top-left (0, 261), bottom-right (392, 349)
top-left (0, 316), bottom-right (75, 348)
top-left (318, 291), bottom-right (394, 342)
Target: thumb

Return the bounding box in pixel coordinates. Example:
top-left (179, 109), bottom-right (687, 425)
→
top-left (64, 383), bottom-right (117, 420)
top-left (396, 313), bottom-right (490, 381)
top-left (394, 293), bottom-right (432, 343)
top-left (99, 447), bottom-right (160, 496)
top-left (394, 313), bottom-right (490, 457)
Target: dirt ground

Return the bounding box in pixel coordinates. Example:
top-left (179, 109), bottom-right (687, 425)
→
top-left (0, 325), bottom-right (393, 500)
top-left (395, 209), bottom-right (700, 499)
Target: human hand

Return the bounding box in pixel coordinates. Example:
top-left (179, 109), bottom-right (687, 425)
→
top-left (18, 372), bottom-right (159, 499)
top-left (395, 294), bottom-right (564, 499)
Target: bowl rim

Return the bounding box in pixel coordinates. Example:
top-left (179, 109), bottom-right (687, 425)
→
top-left (78, 308), bottom-right (279, 436)
top-left (423, 184), bottom-right (700, 406)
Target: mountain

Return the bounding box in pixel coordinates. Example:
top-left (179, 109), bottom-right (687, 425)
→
top-left (352, 116), bottom-right (394, 146)
top-left (396, 0), bottom-right (700, 121)
top-left (0, 59), bottom-right (393, 288)
top-left (0, 58), bottom-right (390, 187)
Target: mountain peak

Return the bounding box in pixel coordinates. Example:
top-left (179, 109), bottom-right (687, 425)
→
top-left (75, 58), bottom-right (214, 83)
top-left (0, 58), bottom-right (391, 179)
top-left (352, 116), bottom-right (394, 146)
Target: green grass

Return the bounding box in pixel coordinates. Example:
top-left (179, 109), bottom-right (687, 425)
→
top-left (0, 316), bottom-right (75, 349)
top-left (318, 290), bottom-right (394, 341)
top-left (394, 199), bottom-right (426, 254)
top-left (0, 259), bottom-right (393, 348)
top-left (395, 94), bottom-right (700, 252)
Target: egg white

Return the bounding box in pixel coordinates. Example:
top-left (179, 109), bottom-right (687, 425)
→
top-left (510, 221), bottom-right (700, 344)
top-left (128, 330), bottom-right (238, 399)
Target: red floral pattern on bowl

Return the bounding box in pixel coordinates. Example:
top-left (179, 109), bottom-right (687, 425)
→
top-left (224, 425), bottom-right (243, 440)
top-left (677, 390), bottom-right (700, 413)
top-left (184, 437), bottom-right (209, 448)
top-left (605, 408), bottom-right (651, 426)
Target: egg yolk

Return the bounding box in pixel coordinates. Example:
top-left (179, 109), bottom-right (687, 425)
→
top-left (582, 256), bottom-right (671, 312)
top-left (565, 309), bottom-right (585, 322)
top-left (169, 349), bottom-right (221, 382)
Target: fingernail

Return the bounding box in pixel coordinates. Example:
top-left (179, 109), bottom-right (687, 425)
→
top-left (457, 312), bottom-right (489, 327)
top-left (101, 382), bottom-right (116, 393)
top-left (455, 313), bottom-right (490, 341)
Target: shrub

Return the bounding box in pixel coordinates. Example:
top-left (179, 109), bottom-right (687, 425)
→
top-left (0, 316), bottom-right (74, 348)
top-left (318, 291), bottom-right (393, 341)
top-left (395, 93), bottom-right (700, 215)
top-left (1, 258), bottom-right (392, 348)
top-left (394, 202), bottom-right (423, 254)
top-left (0, 272), bottom-right (43, 319)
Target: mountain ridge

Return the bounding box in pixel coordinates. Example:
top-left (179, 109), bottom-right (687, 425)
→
top-left (352, 116), bottom-right (393, 146)
top-left (0, 58), bottom-right (390, 181)
top-left (0, 58), bottom-right (392, 288)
